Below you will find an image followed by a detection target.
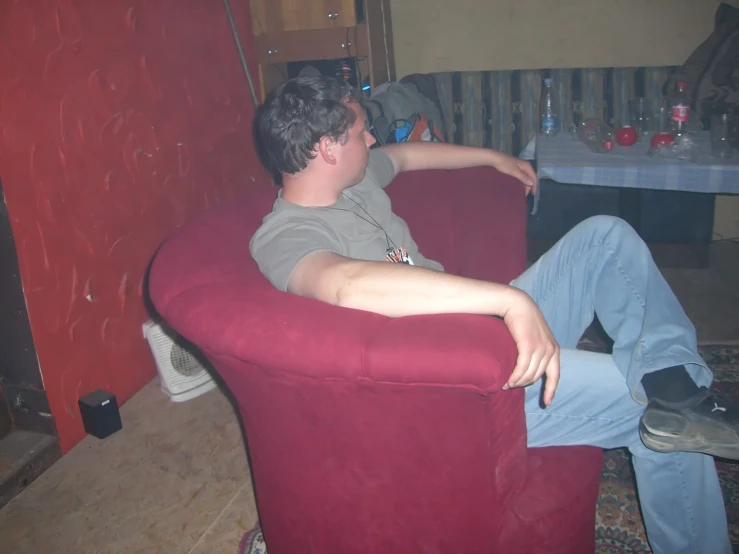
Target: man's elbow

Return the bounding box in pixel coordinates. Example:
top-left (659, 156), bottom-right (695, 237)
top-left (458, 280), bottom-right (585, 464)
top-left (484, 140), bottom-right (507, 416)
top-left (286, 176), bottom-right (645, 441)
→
top-left (317, 262), bottom-right (366, 309)
top-left (320, 265), bottom-right (357, 308)
top-left (333, 281), bottom-right (357, 309)
top-left (289, 261), bottom-right (355, 308)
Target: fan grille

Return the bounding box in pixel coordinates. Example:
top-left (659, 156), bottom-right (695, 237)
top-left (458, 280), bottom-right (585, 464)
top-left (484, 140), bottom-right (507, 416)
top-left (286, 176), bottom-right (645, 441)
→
top-left (170, 343), bottom-right (204, 377)
top-left (144, 321), bottom-right (216, 399)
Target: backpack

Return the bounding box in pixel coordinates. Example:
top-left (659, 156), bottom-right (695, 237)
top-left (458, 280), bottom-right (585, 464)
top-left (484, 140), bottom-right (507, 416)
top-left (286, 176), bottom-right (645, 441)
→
top-left (668, 2), bottom-right (739, 132)
top-left (363, 82), bottom-right (445, 146)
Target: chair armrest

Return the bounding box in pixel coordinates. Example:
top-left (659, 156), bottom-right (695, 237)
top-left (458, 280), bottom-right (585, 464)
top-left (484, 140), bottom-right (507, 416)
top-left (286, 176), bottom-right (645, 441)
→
top-left (364, 313), bottom-right (517, 392)
top-left (161, 279), bottom-right (517, 393)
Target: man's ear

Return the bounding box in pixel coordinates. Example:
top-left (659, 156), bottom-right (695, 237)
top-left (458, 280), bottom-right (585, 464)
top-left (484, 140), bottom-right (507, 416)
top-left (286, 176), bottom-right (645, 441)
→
top-left (318, 136), bottom-right (338, 165)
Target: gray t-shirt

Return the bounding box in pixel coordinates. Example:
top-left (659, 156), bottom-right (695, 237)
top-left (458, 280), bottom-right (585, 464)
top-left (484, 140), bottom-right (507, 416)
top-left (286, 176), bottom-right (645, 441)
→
top-left (250, 149), bottom-right (444, 291)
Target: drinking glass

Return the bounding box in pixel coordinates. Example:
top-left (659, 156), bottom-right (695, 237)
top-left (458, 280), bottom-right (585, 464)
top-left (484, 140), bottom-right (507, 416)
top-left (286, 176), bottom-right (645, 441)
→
top-left (653, 104), bottom-right (672, 134)
top-left (629, 98), bottom-right (651, 136)
top-left (711, 113), bottom-right (734, 159)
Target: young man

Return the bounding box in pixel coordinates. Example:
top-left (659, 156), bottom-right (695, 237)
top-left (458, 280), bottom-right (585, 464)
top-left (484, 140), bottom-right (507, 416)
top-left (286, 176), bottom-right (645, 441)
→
top-left (251, 76), bottom-right (737, 553)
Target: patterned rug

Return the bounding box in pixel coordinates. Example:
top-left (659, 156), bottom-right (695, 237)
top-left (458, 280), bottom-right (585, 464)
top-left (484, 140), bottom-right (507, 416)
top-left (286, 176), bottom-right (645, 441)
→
top-left (238, 345), bottom-right (739, 554)
top-left (238, 522), bottom-right (266, 554)
top-left (594, 345), bottom-right (739, 553)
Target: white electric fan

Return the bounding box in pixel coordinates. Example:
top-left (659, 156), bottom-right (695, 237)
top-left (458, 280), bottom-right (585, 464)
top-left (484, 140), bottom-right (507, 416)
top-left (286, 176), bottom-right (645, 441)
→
top-left (142, 320), bottom-right (217, 402)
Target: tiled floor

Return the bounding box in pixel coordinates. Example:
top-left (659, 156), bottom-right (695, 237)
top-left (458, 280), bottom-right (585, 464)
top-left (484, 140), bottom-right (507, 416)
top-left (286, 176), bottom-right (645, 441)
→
top-left (0, 241), bottom-right (736, 554)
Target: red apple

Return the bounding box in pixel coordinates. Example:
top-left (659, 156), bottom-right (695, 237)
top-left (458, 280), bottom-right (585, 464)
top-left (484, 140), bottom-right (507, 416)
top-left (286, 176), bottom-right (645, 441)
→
top-left (651, 132), bottom-right (675, 148)
top-left (616, 125), bottom-right (638, 146)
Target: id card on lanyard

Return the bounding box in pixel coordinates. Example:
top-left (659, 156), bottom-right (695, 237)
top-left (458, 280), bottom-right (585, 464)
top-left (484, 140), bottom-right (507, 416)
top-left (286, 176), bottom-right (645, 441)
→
top-left (385, 246), bottom-right (414, 265)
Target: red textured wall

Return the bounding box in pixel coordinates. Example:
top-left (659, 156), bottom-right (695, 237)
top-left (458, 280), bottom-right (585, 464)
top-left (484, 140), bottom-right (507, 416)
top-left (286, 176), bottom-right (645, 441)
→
top-left (0, 0), bottom-right (267, 452)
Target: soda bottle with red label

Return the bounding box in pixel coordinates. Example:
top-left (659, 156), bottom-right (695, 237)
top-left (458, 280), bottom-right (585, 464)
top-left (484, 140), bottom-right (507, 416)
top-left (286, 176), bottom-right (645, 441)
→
top-left (670, 81), bottom-right (691, 136)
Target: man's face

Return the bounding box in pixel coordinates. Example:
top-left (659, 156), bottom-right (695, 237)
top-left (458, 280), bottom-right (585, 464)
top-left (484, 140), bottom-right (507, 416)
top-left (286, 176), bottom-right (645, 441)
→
top-left (335, 102), bottom-right (376, 185)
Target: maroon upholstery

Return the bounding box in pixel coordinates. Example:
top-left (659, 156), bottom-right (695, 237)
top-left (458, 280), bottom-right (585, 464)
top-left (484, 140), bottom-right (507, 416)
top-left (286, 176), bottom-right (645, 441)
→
top-left (149, 166), bottom-right (603, 554)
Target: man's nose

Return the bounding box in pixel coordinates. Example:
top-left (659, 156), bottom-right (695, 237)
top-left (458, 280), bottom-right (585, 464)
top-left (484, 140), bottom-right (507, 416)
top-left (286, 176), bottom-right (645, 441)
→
top-left (365, 132), bottom-right (376, 147)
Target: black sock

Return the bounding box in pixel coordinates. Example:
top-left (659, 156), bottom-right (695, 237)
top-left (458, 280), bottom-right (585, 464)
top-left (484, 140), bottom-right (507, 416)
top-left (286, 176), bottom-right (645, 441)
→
top-left (641, 365), bottom-right (701, 403)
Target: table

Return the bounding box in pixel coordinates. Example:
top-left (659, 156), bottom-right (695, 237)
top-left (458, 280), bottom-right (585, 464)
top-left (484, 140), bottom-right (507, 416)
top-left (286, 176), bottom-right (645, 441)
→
top-left (521, 132), bottom-right (739, 267)
top-left (535, 132), bottom-right (739, 195)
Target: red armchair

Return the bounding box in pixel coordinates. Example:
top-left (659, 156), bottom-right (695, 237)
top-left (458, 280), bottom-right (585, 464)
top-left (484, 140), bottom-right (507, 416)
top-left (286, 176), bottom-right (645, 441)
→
top-left (148, 167), bottom-right (603, 554)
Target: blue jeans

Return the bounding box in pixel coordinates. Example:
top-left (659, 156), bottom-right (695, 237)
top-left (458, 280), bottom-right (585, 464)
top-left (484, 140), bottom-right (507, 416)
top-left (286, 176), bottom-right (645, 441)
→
top-left (510, 215), bottom-right (730, 554)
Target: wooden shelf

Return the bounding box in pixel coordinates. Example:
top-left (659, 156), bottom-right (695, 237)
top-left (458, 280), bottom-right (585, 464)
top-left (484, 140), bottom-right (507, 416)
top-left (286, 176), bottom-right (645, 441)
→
top-left (256, 25), bottom-right (369, 64)
top-left (252, 0), bottom-right (395, 100)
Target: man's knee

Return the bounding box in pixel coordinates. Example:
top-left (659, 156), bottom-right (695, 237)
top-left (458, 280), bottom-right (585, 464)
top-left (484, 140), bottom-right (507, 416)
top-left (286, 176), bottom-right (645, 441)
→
top-left (583, 214), bottom-right (633, 232)
top-left (579, 215), bottom-right (643, 245)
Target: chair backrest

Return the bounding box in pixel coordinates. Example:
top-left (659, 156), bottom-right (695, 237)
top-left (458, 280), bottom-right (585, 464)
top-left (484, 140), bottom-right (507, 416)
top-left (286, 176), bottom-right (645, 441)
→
top-left (388, 166), bottom-right (526, 285)
top-left (150, 186), bottom-right (274, 312)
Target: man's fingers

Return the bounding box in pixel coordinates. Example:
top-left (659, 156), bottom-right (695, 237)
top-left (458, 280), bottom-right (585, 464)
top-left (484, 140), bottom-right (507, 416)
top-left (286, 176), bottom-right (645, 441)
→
top-left (521, 163), bottom-right (539, 195)
top-left (506, 342), bottom-right (558, 394)
top-left (518, 170), bottom-right (533, 188)
top-left (532, 354), bottom-right (550, 385)
top-left (542, 353), bottom-right (561, 406)
top-left (519, 349), bottom-right (551, 388)
top-left (508, 349), bottom-right (541, 388)
top-left (518, 161), bottom-right (536, 180)
top-left (506, 348), bottom-right (534, 389)
top-left (522, 174), bottom-right (534, 196)
top-left (504, 362), bottom-right (525, 389)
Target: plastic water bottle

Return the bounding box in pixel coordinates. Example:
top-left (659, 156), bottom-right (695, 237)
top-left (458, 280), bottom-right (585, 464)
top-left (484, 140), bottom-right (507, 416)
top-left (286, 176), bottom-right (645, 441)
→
top-left (540, 78), bottom-right (558, 136)
top-left (670, 80), bottom-right (691, 136)
top-left (577, 118), bottom-right (615, 153)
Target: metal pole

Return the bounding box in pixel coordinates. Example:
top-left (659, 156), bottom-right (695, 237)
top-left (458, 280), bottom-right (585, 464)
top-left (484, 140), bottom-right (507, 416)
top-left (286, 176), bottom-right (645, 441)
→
top-left (222, 0), bottom-right (260, 109)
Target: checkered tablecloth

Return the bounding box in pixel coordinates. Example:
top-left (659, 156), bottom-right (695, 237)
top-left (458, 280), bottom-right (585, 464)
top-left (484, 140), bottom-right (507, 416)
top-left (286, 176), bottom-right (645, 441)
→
top-left (528, 132), bottom-right (739, 195)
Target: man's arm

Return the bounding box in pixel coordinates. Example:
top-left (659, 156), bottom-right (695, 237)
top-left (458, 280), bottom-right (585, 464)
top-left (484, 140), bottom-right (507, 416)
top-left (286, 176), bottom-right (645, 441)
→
top-left (290, 251), bottom-right (560, 405)
top-left (378, 142), bottom-right (538, 195)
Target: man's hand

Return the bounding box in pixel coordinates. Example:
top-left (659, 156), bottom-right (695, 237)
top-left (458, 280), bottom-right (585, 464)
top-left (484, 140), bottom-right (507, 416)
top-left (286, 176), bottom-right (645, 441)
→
top-left (490, 152), bottom-right (539, 196)
top-left (502, 291), bottom-right (560, 405)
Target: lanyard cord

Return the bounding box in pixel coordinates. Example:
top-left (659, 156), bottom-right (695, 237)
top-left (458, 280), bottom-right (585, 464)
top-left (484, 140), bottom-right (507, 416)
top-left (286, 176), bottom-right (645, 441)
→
top-left (322, 193), bottom-right (399, 250)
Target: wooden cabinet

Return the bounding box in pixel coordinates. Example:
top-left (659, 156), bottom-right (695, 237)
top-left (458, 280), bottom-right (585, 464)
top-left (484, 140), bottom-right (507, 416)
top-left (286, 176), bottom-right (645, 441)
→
top-left (251, 0), bottom-right (395, 101)
top-left (251, 0), bottom-right (358, 34)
